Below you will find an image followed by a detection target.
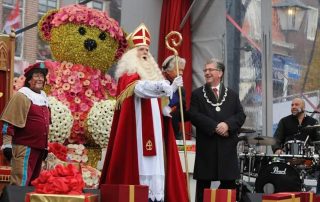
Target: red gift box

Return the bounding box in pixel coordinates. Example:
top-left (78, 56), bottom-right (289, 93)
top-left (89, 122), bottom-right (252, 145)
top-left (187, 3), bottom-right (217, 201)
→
top-left (100, 184), bottom-right (148, 202)
top-left (203, 189), bottom-right (236, 202)
top-left (314, 195), bottom-right (320, 202)
top-left (263, 192), bottom-right (301, 202)
top-left (291, 192), bottom-right (314, 202)
top-left (25, 192), bottom-right (97, 202)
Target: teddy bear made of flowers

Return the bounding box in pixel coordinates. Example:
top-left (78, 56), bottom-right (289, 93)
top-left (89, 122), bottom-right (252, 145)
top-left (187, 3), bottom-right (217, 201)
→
top-left (37, 4), bottom-right (127, 148)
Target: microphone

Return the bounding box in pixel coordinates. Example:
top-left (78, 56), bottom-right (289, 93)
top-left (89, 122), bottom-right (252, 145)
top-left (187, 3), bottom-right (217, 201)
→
top-left (304, 110), bottom-right (320, 114)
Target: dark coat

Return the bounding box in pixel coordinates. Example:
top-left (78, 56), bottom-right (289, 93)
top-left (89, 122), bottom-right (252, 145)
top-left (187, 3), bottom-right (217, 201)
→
top-left (189, 83), bottom-right (246, 180)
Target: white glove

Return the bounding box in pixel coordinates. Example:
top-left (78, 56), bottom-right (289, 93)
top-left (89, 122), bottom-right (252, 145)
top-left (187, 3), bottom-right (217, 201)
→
top-left (171, 76), bottom-right (183, 92)
top-left (135, 80), bottom-right (171, 98)
top-left (163, 86), bottom-right (173, 99)
top-left (162, 106), bottom-right (172, 117)
top-left (0, 144), bottom-right (12, 150)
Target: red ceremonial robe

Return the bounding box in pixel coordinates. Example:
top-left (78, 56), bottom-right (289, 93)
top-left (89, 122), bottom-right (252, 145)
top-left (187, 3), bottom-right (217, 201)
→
top-left (100, 73), bottom-right (189, 202)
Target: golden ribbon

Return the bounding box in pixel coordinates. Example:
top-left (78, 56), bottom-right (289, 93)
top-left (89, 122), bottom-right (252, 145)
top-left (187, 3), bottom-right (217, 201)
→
top-left (28, 193), bottom-right (97, 202)
top-left (227, 190), bottom-right (231, 202)
top-left (129, 185), bottom-right (135, 202)
top-left (210, 189), bottom-right (216, 201)
top-left (210, 189), bottom-right (232, 202)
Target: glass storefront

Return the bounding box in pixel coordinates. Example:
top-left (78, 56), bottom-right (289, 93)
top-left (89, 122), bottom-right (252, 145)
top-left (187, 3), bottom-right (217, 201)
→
top-left (232, 0), bottom-right (320, 137)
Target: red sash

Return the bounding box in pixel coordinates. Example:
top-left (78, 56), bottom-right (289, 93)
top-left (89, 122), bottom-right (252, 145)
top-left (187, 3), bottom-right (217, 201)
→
top-left (141, 99), bottom-right (156, 156)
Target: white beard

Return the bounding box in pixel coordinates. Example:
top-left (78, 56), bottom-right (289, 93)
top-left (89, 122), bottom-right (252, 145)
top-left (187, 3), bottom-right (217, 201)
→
top-left (115, 48), bottom-right (164, 81)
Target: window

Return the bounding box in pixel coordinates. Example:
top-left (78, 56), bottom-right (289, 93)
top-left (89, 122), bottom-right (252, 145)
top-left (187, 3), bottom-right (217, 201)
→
top-left (3, 0), bottom-right (15, 4)
top-left (37, 0), bottom-right (57, 60)
top-left (38, 0), bottom-right (57, 13)
top-left (92, 1), bottom-right (103, 11)
top-left (79, 0), bottom-right (106, 11)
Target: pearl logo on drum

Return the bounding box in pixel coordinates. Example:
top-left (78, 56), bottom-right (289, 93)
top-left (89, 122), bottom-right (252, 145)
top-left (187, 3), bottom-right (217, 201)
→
top-left (271, 166), bottom-right (287, 175)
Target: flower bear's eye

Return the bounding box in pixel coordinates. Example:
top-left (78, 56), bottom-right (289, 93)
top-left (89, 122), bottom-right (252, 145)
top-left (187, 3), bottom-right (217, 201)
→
top-left (78, 27), bottom-right (86, 35)
top-left (99, 32), bottom-right (107, 40)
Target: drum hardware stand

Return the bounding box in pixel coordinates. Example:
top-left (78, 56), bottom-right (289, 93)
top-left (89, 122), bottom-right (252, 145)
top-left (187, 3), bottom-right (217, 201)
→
top-left (304, 135), bottom-right (310, 147)
top-left (300, 169), bottom-right (308, 191)
top-left (238, 150), bottom-right (255, 202)
top-left (237, 178), bottom-right (255, 202)
top-left (304, 135), bottom-right (310, 155)
top-left (246, 147), bottom-right (259, 183)
top-left (238, 147), bottom-right (256, 202)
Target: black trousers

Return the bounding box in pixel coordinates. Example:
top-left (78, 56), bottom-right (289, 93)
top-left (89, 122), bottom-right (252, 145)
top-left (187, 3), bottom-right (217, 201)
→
top-left (195, 179), bottom-right (237, 202)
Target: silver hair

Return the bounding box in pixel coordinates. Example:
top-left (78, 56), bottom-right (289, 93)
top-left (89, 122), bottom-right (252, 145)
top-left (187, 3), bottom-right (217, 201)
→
top-left (161, 55), bottom-right (186, 72)
top-left (205, 58), bottom-right (225, 73)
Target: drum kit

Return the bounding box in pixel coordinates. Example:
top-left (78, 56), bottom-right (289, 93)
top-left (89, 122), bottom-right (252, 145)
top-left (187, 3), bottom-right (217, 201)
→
top-left (237, 125), bottom-right (320, 200)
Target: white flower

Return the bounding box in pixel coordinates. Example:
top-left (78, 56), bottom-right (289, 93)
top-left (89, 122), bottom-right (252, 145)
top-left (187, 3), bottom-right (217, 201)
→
top-left (93, 178), bottom-right (99, 184)
top-left (75, 149), bottom-right (83, 155)
top-left (74, 155), bottom-right (82, 162)
top-left (66, 144), bottom-right (88, 163)
top-left (81, 165), bottom-right (101, 189)
top-left (81, 155), bottom-right (88, 163)
top-left (67, 144), bottom-right (77, 149)
top-left (48, 97), bottom-right (73, 143)
top-left (78, 144), bottom-right (85, 150)
top-left (86, 100), bottom-right (115, 148)
top-left (86, 179), bottom-right (93, 186)
top-left (83, 171), bottom-right (91, 178)
top-left (67, 154), bottom-right (74, 160)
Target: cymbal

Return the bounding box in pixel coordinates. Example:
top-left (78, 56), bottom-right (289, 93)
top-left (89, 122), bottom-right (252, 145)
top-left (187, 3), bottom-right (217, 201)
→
top-left (239, 127), bottom-right (256, 133)
top-left (238, 133), bottom-right (257, 141)
top-left (303, 124), bottom-right (320, 130)
top-left (312, 140), bottom-right (320, 145)
top-left (247, 135), bottom-right (276, 146)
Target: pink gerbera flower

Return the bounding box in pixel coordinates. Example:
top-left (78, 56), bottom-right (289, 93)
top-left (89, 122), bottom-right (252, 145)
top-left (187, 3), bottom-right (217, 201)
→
top-left (78, 72), bottom-right (85, 79)
top-left (74, 97), bottom-right (81, 104)
top-left (80, 103), bottom-right (89, 112)
top-left (62, 83), bottom-right (71, 91)
top-left (74, 112), bottom-right (80, 120)
top-left (68, 75), bottom-right (76, 84)
top-left (85, 89), bottom-right (93, 97)
top-left (83, 80), bottom-right (90, 86)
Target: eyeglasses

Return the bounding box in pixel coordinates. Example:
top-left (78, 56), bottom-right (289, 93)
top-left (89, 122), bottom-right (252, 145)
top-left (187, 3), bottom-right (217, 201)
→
top-left (203, 68), bottom-right (221, 73)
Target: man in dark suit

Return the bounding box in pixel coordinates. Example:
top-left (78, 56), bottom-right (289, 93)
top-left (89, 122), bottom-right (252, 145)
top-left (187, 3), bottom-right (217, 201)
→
top-left (189, 58), bottom-right (246, 202)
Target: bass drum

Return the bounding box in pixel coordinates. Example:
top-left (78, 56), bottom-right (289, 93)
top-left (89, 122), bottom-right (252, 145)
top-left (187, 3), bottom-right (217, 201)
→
top-left (255, 162), bottom-right (301, 193)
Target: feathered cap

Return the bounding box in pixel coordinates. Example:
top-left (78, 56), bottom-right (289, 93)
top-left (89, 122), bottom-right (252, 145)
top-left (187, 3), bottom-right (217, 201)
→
top-left (24, 62), bottom-right (48, 77)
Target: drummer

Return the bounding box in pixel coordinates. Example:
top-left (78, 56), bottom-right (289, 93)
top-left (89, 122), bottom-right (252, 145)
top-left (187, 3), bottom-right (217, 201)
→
top-left (272, 98), bottom-right (319, 155)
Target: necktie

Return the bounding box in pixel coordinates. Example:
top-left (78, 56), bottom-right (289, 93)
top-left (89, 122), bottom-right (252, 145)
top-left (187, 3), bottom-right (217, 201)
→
top-left (213, 88), bottom-right (219, 98)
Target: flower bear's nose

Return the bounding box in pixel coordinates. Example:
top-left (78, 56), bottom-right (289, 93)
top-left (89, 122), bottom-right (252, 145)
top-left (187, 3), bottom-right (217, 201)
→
top-left (84, 38), bottom-right (97, 51)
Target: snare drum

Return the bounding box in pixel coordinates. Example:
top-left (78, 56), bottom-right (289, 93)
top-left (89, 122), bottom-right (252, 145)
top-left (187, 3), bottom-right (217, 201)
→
top-left (284, 140), bottom-right (305, 155)
top-left (255, 162), bottom-right (302, 193)
top-left (237, 141), bottom-right (265, 155)
top-left (238, 153), bottom-right (272, 177)
top-left (274, 154), bottom-right (314, 170)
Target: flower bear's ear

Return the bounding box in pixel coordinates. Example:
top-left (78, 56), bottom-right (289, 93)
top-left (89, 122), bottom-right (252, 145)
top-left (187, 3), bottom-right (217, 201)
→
top-left (38, 9), bottom-right (59, 42)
